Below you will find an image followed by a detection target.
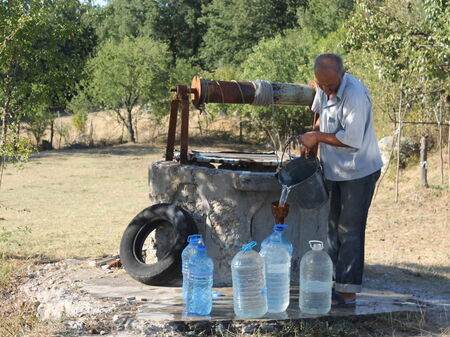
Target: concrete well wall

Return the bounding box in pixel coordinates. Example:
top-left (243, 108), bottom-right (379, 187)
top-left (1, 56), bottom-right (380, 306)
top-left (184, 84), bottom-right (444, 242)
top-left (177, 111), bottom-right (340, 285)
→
top-left (149, 161), bottom-right (328, 286)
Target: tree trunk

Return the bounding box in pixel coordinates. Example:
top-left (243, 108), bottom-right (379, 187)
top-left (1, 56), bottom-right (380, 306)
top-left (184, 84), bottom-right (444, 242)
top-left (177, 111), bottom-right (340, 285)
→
top-left (448, 123), bottom-right (450, 189)
top-left (420, 135), bottom-right (429, 188)
top-left (239, 115), bottom-right (243, 143)
top-left (438, 120), bottom-right (444, 185)
top-left (126, 108), bottom-right (136, 143)
top-left (395, 78), bottom-right (404, 202)
top-left (50, 119), bottom-right (54, 148)
top-left (0, 100), bottom-right (10, 190)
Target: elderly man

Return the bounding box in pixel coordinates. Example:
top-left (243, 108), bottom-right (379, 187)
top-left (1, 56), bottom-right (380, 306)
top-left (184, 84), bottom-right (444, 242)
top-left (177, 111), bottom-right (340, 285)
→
top-left (299, 54), bottom-right (383, 306)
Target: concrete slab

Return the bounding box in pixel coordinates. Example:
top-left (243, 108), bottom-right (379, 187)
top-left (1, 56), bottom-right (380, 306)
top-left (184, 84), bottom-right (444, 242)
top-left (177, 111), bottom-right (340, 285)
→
top-left (79, 268), bottom-right (426, 323)
top-left (22, 259), bottom-right (443, 336)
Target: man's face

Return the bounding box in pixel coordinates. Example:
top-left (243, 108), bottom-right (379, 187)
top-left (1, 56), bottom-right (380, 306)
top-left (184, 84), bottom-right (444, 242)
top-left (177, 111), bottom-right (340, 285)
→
top-left (314, 69), bottom-right (343, 97)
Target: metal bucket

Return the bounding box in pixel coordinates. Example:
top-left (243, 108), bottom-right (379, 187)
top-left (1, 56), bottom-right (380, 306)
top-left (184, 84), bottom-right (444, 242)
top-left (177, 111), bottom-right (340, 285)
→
top-left (276, 157), bottom-right (328, 209)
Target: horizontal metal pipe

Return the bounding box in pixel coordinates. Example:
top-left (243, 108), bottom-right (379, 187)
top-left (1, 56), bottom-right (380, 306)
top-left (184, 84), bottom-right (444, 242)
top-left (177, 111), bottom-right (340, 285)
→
top-left (191, 76), bottom-right (315, 108)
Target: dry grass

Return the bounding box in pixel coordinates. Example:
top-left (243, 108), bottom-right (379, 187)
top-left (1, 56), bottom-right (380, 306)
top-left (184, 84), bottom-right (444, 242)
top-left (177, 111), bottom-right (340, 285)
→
top-left (1, 144), bottom-right (164, 259)
top-left (0, 114), bottom-right (449, 336)
top-left (366, 149), bottom-right (449, 279)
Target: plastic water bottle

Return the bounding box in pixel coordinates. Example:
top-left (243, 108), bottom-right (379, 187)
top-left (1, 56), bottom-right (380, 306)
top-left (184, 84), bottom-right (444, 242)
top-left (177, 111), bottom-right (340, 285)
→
top-left (182, 234), bottom-right (202, 303)
top-left (261, 224), bottom-right (293, 256)
top-left (231, 241), bottom-right (267, 318)
top-left (260, 235), bottom-right (291, 313)
top-left (299, 240), bottom-right (333, 314)
top-left (186, 243), bottom-right (214, 316)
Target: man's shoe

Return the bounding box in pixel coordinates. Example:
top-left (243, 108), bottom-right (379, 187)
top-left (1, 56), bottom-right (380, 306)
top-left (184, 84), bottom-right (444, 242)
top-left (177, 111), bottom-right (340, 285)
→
top-left (332, 291), bottom-right (356, 307)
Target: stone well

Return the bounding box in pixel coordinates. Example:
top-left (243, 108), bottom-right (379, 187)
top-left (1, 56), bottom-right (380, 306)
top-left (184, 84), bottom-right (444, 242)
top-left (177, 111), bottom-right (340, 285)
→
top-left (149, 160), bottom-right (328, 286)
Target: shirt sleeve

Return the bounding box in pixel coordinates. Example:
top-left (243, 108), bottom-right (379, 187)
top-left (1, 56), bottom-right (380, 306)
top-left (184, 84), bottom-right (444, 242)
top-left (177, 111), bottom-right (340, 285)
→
top-left (335, 92), bottom-right (369, 149)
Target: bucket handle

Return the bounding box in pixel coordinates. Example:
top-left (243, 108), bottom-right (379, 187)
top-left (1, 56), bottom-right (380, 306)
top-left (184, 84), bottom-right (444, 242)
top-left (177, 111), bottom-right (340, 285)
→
top-left (276, 136), bottom-right (323, 174)
top-left (276, 135), bottom-right (300, 172)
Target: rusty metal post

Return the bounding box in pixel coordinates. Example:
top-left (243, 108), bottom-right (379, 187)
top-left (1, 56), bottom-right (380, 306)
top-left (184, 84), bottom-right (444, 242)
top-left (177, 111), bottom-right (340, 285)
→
top-left (178, 85), bottom-right (190, 164)
top-left (165, 96), bottom-right (179, 161)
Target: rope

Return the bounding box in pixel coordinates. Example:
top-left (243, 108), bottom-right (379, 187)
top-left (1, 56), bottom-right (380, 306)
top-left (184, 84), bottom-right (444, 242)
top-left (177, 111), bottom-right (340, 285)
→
top-left (214, 80), bottom-right (225, 104)
top-left (252, 79), bottom-right (273, 106)
top-left (232, 80), bottom-right (245, 104)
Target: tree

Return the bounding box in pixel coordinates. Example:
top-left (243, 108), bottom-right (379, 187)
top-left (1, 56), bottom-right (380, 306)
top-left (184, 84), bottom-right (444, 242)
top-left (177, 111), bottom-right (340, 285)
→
top-left (344, 0), bottom-right (449, 190)
top-left (0, 0), bottom-right (96, 186)
top-left (297, 0), bottom-right (355, 38)
top-left (76, 37), bottom-right (171, 143)
top-left (199, 0), bottom-right (305, 68)
top-left (235, 30), bottom-right (315, 150)
top-left (95, 0), bottom-right (209, 64)
top-left (344, 0), bottom-right (449, 134)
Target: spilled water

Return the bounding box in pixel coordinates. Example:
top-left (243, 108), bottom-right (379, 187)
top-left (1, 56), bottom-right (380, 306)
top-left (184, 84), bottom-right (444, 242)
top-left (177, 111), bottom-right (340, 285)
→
top-left (279, 185), bottom-right (291, 207)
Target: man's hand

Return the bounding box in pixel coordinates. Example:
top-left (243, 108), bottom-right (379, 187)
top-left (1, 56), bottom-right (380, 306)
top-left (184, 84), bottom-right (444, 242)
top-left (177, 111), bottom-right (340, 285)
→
top-left (308, 80), bottom-right (318, 91)
top-left (299, 132), bottom-right (320, 158)
top-left (300, 144), bottom-right (318, 158)
top-left (299, 131), bottom-right (319, 149)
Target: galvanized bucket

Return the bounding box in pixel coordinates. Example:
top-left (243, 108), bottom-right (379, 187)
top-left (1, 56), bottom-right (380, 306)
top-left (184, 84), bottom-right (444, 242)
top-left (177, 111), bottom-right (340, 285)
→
top-left (276, 157), bottom-right (329, 209)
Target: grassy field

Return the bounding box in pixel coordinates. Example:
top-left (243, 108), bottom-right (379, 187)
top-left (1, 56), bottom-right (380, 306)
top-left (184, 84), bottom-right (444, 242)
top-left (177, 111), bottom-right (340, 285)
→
top-left (0, 136), bottom-right (449, 336)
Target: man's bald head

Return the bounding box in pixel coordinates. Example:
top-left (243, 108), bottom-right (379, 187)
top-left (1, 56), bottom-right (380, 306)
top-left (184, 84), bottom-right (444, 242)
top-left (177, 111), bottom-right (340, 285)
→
top-left (313, 54), bottom-right (345, 98)
top-left (314, 54), bottom-right (344, 75)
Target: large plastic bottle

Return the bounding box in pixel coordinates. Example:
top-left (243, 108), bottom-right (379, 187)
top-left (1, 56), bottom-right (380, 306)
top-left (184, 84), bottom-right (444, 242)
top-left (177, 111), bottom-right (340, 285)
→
top-left (181, 234), bottom-right (202, 303)
top-left (260, 235), bottom-right (291, 313)
top-left (299, 240), bottom-right (333, 314)
top-left (186, 243), bottom-right (214, 316)
top-left (261, 224), bottom-right (293, 256)
top-left (231, 241), bottom-right (268, 318)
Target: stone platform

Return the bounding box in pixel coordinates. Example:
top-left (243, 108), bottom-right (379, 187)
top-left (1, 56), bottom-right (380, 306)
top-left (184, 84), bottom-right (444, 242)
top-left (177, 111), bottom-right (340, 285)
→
top-left (80, 265), bottom-right (426, 335)
top-left (20, 260), bottom-right (430, 336)
top-left (83, 271), bottom-right (424, 322)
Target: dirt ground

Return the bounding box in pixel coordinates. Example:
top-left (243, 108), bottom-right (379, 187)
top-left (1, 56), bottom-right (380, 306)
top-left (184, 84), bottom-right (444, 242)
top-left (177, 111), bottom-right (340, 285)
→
top-left (0, 140), bottom-right (449, 336)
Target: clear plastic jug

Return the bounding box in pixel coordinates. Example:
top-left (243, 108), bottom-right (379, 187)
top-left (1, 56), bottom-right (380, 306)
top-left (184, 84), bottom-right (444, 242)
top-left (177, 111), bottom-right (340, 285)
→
top-left (186, 243), bottom-right (214, 316)
top-left (231, 241), bottom-right (268, 318)
top-left (181, 234), bottom-right (202, 303)
top-left (260, 235), bottom-right (291, 313)
top-left (299, 240), bottom-right (332, 314)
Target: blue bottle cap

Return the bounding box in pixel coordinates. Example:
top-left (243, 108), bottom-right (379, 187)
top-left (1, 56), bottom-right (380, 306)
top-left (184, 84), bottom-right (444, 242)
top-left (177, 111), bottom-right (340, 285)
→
top-left (241, 241), bottom-right (257, 251)
top-left (188, 234), bottom-right (202, 243)
top-left (274, 224), bottom-right (288, 232)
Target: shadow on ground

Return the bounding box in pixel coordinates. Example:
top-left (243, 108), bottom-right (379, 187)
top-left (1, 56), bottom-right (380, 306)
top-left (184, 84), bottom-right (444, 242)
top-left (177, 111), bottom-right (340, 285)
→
top-left (29, 143), bottom-right (163, 160)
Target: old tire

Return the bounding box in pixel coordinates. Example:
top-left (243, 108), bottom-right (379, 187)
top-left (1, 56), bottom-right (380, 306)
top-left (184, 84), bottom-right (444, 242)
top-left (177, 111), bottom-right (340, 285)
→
top-left (119, 203), bottom-right (197, 286)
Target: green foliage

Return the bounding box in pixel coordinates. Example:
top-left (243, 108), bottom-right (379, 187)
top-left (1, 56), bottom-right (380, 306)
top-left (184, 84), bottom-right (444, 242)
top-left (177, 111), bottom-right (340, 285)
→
top-left (0, 124), bottom-right (33, 168)
top-left (68, 87), bottom-right (95, 135)
top-left (71, 111), bottom-right (89, 135)
top-left (25, 107), bottom-right (54, 147)
top-left (169, 58), bottom-right (204, 88)
top-left (344, 0), bottom-right (449, 131)
top-left (79, 36), bottom-right (171, 142)
top-left (297, 0), bottom-right (355, 38)
top-left (95, 0), bottom-right (208, 63)
top-left (0, 0), bottom-right (96, 177)
top-left (199, 0), bottom-right (305, 68)
top-left (237, 30), bottom-right (315, 150)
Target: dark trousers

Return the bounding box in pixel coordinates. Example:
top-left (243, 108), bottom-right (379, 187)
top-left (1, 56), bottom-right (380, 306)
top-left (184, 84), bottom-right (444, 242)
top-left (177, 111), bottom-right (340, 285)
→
top-left (326, 169), bottom-right (380, 293)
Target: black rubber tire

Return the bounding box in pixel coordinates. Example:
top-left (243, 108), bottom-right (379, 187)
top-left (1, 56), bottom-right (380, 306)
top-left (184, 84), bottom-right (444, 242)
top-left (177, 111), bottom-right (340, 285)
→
top-left (119, 203), bottom-right (197, 286)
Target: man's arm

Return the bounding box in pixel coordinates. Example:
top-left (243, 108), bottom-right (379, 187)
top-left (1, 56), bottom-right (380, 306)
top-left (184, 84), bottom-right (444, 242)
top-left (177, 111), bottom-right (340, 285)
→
top-left (299, 131), bottom-right (349, 150)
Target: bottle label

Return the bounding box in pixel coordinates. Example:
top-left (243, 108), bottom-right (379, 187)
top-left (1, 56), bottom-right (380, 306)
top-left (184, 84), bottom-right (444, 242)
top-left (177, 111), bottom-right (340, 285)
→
top-left (267, 263), bottom-right (290, 274)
